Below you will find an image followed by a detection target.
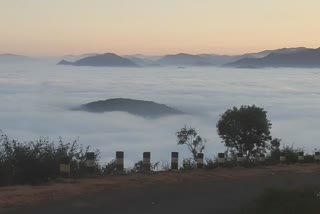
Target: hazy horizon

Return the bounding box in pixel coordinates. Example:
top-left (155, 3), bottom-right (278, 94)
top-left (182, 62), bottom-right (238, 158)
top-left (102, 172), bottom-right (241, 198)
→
top-left (2, 0), bottom-right (320, 56)
top-left (1, 46), bottom-right (319, 58)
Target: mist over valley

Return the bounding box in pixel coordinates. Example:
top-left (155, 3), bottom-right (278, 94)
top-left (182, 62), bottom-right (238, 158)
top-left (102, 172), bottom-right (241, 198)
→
top-left (1, 60), bottom-right (319, 166)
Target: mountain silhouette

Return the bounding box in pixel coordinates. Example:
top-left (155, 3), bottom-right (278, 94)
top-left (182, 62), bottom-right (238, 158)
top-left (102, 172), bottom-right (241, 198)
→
top-left (0, 54), bottom-right (35, 63)
top-left (57, 53), bottom-right (138, 67)
top-left (75, 98), bottom-right (184, 118)
top-left (57, 59), bottom-right (74, 65)
top-left (157, 53), bottom-right (215, 66)
top-left (225, 48), bottom-right (320, 68)
top-left (239, 47), bottom-right (308, 59)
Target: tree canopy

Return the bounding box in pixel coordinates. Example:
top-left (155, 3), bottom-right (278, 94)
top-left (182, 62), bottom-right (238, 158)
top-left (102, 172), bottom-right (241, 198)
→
top-left (216, 105), bottom-right (272, 159)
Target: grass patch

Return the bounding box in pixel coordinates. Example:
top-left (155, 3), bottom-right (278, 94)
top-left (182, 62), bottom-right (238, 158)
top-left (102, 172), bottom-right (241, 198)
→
top-left (241, 187), bottom-right (320, 214)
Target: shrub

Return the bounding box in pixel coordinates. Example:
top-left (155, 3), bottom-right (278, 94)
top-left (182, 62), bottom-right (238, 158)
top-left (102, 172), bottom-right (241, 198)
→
top-left (131, 160), bottom-right (159, 172)
top-left (204, 157), bottom-right (218, 169)
top-left (180, 158), bottom-right (197, 170)
top-left (102, 159), bottom-right (117, 175)
top-left (0, 133), bottom-right (99, 186)
top-left (160, 161), bottom-right (170, 171)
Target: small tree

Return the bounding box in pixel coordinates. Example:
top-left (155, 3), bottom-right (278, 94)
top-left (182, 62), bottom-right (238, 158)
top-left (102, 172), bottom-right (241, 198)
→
top-left (176, 126), bottom-right (206, 161)
top-left (217, 105), bottom-right (272, 160)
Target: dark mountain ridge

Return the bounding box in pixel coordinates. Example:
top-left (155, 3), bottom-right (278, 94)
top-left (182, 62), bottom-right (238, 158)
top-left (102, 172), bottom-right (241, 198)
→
top-left (57, 53), bottom-right (138, 67)
top-left (0, 53), bottom-right (35, 63)
top-left (157, 53), bottom-right (215, 66)
top-left (225, 48), bottom-right (320, 68)
top-left (75, 98), bottom-right (184, 118)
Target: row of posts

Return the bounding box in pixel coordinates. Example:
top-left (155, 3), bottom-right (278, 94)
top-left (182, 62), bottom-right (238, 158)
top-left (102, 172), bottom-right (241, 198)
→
top-left (60, 151), bottom-right (320, 175)
top-left (59, 152), bottom-right (97, 176)
top-left (279, 151), bottom-right (320, 162)
top-left (116, 151), bottom-right (200, 171)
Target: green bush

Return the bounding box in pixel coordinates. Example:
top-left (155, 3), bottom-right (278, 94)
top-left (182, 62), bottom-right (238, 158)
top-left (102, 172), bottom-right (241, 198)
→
top-left (180, 158), bottom-right (197, 170)
top-left (204, 157), bottom-right (218, 169)
top-left (131, 160), bottom-right (159, 172)
top-left (102, 159), bottom-right (117, 175)
top-left (0, 133), bottom-right (99, 186)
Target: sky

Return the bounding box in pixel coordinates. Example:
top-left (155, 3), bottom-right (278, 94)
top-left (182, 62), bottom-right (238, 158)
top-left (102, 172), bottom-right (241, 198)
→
top-left (1, 0), bottom-right (320, 56)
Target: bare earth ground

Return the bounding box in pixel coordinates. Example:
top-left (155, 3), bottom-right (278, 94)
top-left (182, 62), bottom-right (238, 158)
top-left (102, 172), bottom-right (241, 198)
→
top-left (1, 164), bottom-right (320, 214)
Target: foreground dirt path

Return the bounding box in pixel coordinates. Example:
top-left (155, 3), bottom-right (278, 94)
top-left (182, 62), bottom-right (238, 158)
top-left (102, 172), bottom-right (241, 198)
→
top-left (2, 165), bottom-right (320, 214)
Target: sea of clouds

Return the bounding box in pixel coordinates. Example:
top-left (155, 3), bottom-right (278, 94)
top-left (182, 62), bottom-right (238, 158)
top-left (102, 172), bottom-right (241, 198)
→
top-left (1, 61), bottom-right (320, 167)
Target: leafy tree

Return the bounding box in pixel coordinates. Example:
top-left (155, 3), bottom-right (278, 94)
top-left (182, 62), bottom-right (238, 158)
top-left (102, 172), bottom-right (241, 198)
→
top-left (176, 126), bottom-right (206, 161)
top-left (217, 105), bottom-right (272, 160)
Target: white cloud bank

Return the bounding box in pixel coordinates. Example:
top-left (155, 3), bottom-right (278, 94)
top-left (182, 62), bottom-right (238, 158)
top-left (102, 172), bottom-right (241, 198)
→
top-left (1, 62), bottom-right (320, 167)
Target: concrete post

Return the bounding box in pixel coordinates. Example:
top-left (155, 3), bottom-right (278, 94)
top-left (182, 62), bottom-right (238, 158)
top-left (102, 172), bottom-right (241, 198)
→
top-left (59, 156), bottom-right (70, 178)
top-left (116, 151), bottom-right (124, 171)
top-left (280, 152), bottom-right (286, 163)
top-left (218, 153), bottom-right (225, 164)
top-left (315, 152), bottom-right (320, 162)
top-left (143, 152), bottom-right (151, 171)
top-left (237, 153), bottom-right (244, 163)
top-left (298, 152), bottom-right (304, 162)
top-left (197, 153), bottom-right (204, 169)
top-left (258, 154), bottom-right (266, 162)
top-left (171, 152), bottom-right (179, 170)
top-left (86, 152), bottom-right (95, 167)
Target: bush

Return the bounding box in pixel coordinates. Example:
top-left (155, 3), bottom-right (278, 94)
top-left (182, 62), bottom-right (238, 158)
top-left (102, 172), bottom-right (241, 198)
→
top-left (304, 154), bottom-right (315, 163)
top-left (281, 145), bottom-right (301, 164)
top-left (160, 161), bottom-right (170, 171)
top-left (0, 133), bottom-right (99, 186)
top-left (265, 143), bottom-right (307, 165)
top-left (204, 157), bottom-right (218, 169)
top-left (102, 159), bottom-right (117, 175)
top-left (131, 160), bottom-right (159, 172)
top-left (180, 158), bottom-right (197, 171)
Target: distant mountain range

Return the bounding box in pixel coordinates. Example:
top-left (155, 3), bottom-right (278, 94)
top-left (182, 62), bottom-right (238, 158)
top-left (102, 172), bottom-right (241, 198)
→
top-left (157, 53), bottom-right (215, 66)
top-left (225, 48), bottom-right (320, 68)
top-left (0, 54), bottom-right (35, 63)
top-left (123, 54), bottom-right (161, 67)
top-left (57, 53), bottom-right (138, 67)
top-left (156, 48), bottom-right (313, 67)
top-left (3, 47), bottom-right (320, 68)
top-left (74, 98), bottom-right (184, 118)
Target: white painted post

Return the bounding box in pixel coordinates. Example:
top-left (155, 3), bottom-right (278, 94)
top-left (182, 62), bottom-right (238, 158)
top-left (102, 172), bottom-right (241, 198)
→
top-left (218, 153), bottom-right (225, 164)
top-left (143, 152), bottom-right (151, 171)
top-left (59, 157), bottom-right (70, 178)
top-left (171, 152), bottom-right (179, 170)
top-left (315, 152), bottom-right (320, 162)
top-left (280, 152), bottom-right (286, 163)
top-left (298, 152), bottom-right (304, 162)
top-left (86, 152), bottom-right (95, 167)
top-left (237, 153), bottom-right (244, 163)
top-left (258, 154), bottom-right (266, 163)
top-left (197, 153), bottom-right (204, 169)
top-left (116, 151), bottom-right (124, 171)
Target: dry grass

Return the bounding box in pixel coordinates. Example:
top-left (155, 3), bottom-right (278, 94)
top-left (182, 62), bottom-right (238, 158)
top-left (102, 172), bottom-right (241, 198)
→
top-left (0, 164), bottom-right (319, 208)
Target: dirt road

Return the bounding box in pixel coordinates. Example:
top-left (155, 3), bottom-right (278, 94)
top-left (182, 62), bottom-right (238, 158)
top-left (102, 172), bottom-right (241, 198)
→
top-left (3, 165), bottom-right (320, 214)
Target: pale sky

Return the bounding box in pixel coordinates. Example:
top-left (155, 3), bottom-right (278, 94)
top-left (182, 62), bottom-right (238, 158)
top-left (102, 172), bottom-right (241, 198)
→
top-left (1, 0), bottom-right (320, 56)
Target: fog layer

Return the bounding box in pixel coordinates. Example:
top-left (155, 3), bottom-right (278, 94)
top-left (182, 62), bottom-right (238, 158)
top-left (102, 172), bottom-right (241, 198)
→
top-left (1, 63), bottom-right (320, 166)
